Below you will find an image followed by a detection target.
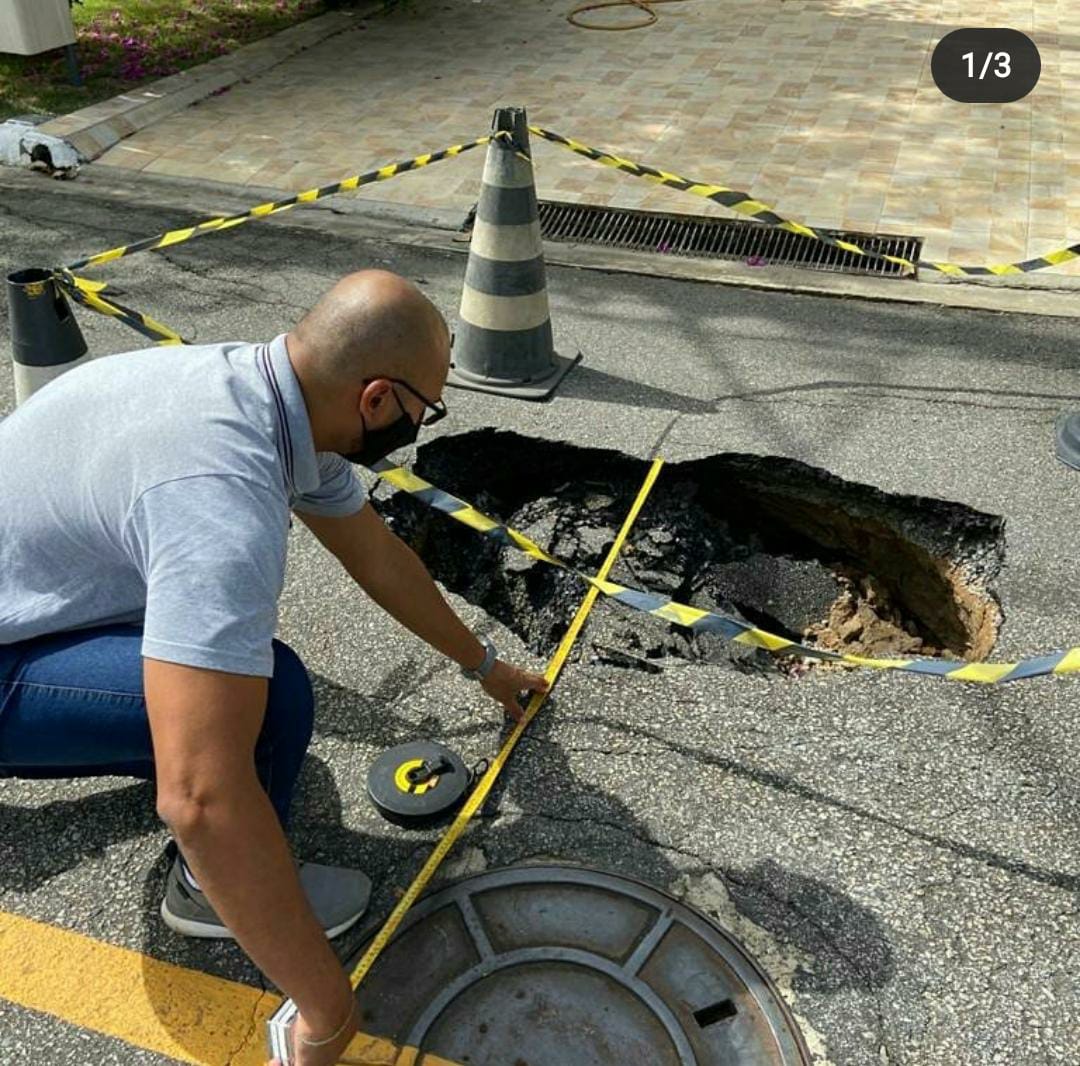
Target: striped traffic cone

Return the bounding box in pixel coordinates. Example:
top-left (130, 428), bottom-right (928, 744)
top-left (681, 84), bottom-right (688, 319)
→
top-left (6, 268), bottom-right (88, 406)
top-left (447, 106), bottom-right (581, 400)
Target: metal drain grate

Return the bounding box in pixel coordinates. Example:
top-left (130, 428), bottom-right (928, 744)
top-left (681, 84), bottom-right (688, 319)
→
top-left (534, 200), bottom-right (922, 279)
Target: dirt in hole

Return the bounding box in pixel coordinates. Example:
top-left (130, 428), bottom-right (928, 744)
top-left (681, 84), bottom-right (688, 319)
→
top-left (378, 430), bottom-right (1005, 677)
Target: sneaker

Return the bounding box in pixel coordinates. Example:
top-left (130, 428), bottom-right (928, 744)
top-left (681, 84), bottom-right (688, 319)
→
top-left (160, 856), bottom-right (372, 940)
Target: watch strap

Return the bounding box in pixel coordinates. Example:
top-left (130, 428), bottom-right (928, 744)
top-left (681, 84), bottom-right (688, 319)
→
top-left (462, 637), bottom-right (497, 681)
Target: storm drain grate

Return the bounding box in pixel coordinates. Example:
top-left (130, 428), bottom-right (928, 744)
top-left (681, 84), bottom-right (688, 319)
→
top-left (533, 200), bottom-right (922, 278)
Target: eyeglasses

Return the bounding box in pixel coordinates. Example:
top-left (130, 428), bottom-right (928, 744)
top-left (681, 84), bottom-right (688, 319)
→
top-left (378, 377), bottom-right (448, 427)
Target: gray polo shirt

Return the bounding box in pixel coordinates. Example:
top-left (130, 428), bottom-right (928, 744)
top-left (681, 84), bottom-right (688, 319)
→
top-left (0, 334), bottom-right (366, 676)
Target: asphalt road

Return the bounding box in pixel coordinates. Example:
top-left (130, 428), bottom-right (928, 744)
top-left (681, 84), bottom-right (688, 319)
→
top-left (1, 166), bottom-right (1079, 1066)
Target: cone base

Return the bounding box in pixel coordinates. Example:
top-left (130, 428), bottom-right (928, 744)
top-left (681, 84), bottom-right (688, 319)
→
top-left (1055, 411), bottom-right (1080, 470)
top-left (447, 348), bottom-right (582, 401)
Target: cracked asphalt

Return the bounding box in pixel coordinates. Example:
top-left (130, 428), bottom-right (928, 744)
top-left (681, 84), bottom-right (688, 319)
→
top-left (1, 165), bottom-right (1079, 1066)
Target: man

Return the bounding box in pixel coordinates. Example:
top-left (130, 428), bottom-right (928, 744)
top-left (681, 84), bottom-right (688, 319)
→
top-left (0, 269), bottom-right (549, 1063)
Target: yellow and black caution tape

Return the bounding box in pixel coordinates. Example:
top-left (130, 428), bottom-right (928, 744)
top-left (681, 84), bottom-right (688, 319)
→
top-left (56, 133), bottom-right (520, 346)
top-left (64, 133), bottom-right (503, 273)
top-left (372, 459), bottom-right (1080, 684)
top-left (529, 125), bottom-right (1080, 279)
top-left (347, 459), bottom-right (664, 992)
top-left (57, 272), bottom-right (185, 346)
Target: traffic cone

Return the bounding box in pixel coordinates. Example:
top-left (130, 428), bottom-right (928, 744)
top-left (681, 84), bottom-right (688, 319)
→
top-left (447, 106), bottom-right (581, 400)
top-left (6, 268), bottom-right (88, 406)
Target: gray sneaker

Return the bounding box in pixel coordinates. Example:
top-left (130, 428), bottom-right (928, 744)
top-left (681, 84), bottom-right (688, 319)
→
top-left (160, 856), bottom-right (372, 940)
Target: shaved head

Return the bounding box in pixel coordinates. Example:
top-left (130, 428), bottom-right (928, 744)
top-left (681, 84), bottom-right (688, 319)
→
top-left (290, 269), bottom-right (449, 389)
top-left (285, 269), bottom-right (452, 456)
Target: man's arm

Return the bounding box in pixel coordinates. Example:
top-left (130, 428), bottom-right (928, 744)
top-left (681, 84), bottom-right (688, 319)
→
top-left (144, 659), bottom-right (354, 1040)
top-left (300, 502), bottom-right (486, 669)
top-left (296, 503), bottom-right (548, 718)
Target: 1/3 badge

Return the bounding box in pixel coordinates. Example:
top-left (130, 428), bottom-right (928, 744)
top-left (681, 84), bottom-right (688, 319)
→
top-left (932, 28), bottom-right (1041, 103)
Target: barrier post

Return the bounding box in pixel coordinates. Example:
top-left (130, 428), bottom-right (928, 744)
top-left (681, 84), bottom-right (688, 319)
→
top-left (6, 268), bottom-right (89, 405)
top-left (447, 106), bottom-right (581, 400)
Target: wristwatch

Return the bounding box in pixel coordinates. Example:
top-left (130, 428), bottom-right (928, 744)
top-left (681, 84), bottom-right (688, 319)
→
top-left (462, 636), bottom-right (498, 681)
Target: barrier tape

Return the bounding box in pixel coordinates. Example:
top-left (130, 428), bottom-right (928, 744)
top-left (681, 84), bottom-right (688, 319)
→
top-left (528, 125), bottom-right (1080, 279)
top-left (54, 133), bottom-right (518, 346)
top-left (347, 459), bottom-right (664, 992)
top-left (56, 120), bottom-right (1079, 286)
top-left (64, 133), bottom-right (504, 272)
top-left (372, 459), bottom-right (1080, 684)
top-left (57, 272), bottom-right (186, 346)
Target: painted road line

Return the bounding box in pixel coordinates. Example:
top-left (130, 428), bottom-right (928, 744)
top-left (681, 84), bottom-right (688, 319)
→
top-left (0, 909), bottom-right (446, 1065)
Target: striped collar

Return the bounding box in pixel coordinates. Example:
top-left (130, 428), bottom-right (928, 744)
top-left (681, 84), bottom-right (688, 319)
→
top-left (256, 334), bottom-right (321, 497)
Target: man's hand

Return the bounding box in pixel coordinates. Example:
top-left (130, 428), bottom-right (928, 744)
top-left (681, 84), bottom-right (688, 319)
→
top-left (481, 660), bottom-right (550, 722)
top-left (268, 1004), bottom-right (358, 1066)
top-left (298, 507), bottom-right (552, 721)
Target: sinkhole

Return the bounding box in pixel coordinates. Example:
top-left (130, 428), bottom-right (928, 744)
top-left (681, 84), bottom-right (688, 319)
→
top-left (378, 431), bottom-right (1005, 677)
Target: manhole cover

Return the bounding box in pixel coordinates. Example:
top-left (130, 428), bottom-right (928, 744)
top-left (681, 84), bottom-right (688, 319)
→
top-left (269, 865), bottom-right (811, 1065)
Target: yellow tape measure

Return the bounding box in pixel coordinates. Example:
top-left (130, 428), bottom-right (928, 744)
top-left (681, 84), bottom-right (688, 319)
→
top-left (393, 758), bottom-right (440, 796)
top-left (347, 458), bottom-right (664, 992)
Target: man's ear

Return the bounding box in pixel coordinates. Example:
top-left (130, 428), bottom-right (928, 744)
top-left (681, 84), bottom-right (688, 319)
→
top-left (357, 378), bottom-right (384, 413)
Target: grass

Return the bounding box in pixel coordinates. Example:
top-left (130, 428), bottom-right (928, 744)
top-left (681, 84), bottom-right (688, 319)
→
top-left (0, 0), bottom-right (341, 121)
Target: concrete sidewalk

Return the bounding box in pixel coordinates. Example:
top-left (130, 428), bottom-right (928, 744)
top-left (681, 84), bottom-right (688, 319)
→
top-left (92, 0), bottom-right (1080, 279)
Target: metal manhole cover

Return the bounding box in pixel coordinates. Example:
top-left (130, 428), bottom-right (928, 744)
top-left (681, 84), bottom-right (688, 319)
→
top-left (269, 865), bottom-right (811, 1065)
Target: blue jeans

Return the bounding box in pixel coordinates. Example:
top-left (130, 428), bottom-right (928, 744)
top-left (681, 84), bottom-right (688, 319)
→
top-left (0, 624), bottom-right (315, 830)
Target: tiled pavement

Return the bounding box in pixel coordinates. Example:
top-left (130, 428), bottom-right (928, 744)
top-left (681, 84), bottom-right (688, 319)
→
top-left (96, 0), bottom-right (1080, 276)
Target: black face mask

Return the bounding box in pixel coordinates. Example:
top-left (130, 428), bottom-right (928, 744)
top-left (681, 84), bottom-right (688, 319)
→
top-left (341, 407), bottom-right (420, 467)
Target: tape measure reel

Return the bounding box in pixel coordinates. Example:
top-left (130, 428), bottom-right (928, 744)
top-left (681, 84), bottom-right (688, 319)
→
top-left (367, 741), bottom-right (478, 828)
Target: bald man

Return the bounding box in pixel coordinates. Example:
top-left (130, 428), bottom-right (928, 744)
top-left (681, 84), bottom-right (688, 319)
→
top-left (0, 270), bottom-right (548, 1060)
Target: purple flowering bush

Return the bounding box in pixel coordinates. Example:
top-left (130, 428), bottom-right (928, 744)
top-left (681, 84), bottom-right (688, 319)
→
top-left (1, 0), bottom-right (326, 119)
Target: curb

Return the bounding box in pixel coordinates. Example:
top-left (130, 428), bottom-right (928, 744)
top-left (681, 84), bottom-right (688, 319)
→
top-left (0, 3), bottom-right (385, 171)
top-left (0, 118), bottom-right (81, 174)
top-left (71, 169), bottom-right (1080, 316)
top-left (4, 161), bottom-right (1078, 321)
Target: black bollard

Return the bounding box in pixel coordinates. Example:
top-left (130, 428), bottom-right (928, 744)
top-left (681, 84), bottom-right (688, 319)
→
top-left (6, 268), bottom-right (88, 406)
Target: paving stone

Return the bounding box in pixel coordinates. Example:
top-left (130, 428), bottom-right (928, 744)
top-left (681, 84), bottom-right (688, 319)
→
top-left (85, 0), bottom-right (1078, 277)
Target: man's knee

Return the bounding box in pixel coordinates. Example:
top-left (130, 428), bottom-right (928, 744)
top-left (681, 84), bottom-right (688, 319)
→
top-left (267, 639), bottom-right (315, 747)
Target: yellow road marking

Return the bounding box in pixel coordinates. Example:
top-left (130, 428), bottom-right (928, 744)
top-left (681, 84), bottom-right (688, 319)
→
top-left (0, 910), bottom-right (456, 1065)
top-left (0, 909), bottom-right (278, 1064)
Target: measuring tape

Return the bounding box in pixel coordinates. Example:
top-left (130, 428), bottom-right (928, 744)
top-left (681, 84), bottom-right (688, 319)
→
top-left (346, 458), bottom-right (664, 993)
